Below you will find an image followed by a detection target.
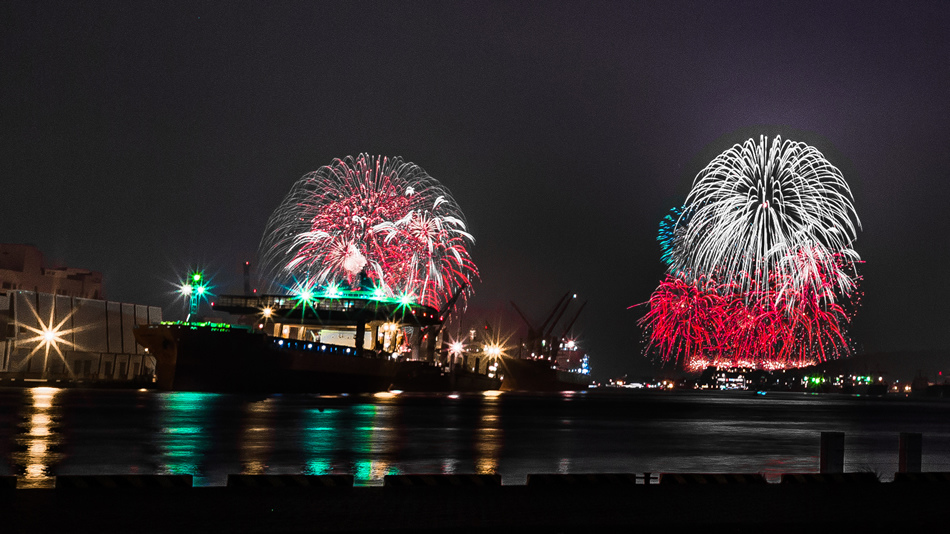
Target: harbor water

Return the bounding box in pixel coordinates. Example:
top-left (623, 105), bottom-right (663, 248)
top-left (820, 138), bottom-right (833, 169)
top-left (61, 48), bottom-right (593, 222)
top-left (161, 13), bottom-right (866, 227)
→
top-left (2, 387), bottom-right (949, 488)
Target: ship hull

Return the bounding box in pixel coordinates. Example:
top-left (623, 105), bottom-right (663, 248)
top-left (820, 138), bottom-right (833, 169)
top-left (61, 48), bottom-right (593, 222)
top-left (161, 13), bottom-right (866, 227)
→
top-left (133, 324), bottom-right (396, 394)
top-left (498, 356), bottom-right (592, 392)
top-left (391, 361), bottom-right (502, 392)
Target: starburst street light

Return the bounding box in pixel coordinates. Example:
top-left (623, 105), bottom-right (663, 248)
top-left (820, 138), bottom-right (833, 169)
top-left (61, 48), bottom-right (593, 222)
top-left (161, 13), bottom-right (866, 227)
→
top-left (17, 299), bottom-right (85, 376)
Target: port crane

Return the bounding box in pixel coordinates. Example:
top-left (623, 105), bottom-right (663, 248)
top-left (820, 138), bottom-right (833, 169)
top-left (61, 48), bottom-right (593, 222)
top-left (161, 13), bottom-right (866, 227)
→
top-left (511, 293), bottom-right (586, 361)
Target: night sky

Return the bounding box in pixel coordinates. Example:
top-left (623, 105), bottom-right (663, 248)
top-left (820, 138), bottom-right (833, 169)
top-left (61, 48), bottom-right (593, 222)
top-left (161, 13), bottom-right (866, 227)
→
top-left (3, 1), bottom-right (949, 380)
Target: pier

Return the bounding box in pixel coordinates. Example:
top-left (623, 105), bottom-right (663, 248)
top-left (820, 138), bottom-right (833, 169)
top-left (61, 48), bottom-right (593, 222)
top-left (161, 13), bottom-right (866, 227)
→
top-left (2, 472), bottom-right (949, 532)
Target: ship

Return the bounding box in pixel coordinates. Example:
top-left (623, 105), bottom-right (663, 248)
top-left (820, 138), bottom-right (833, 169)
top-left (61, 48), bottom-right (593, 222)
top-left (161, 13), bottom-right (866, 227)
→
top-left (498, 293), bottom-right (593, 391)
top-left (498, 340), bottom-right (592, 392)
top-left (133, 291), bottom-right (443, 393)
top-left (390, 360), bottom-right (502, 392)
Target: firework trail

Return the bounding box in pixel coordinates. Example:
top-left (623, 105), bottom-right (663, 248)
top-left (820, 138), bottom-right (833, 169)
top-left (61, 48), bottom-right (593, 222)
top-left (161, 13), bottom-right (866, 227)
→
top-left (658, 206), bottom-right (687, 267)
top-left (259, 154), bottom-right (478, 309)
top-left (640, 136), bottom-right (862, 369)
top-left (678, 135), bottom-right (861, 296)
top-left (638, 275), bottom-right (728, 363)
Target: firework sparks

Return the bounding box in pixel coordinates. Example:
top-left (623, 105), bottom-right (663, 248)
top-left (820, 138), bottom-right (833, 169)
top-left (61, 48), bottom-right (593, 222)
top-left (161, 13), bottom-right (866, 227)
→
top-left (259, 154), bottom-right (478, 309)
top-left (677, 135), bottom-right (861, 296)
top-left (640, 136), bottom-right (863, 370)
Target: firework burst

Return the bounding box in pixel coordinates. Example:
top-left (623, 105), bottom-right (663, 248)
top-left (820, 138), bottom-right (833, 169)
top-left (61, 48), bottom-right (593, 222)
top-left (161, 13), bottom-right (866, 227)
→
top-left (678, 135), bottom-right (861, 296)
top-left (640, 136), bottom-right (863, 370)
top-left (259, 154), bottom-right (478, 309)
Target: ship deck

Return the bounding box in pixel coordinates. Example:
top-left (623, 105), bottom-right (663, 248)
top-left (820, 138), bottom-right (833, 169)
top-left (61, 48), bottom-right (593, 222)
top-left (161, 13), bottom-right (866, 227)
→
top-left (211, 293), bottom-right (442, 327)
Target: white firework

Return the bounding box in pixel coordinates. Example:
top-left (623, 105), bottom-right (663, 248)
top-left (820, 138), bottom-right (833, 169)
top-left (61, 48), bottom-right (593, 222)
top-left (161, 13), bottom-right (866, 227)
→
top-left (676, 135), bottom-right (861, 296)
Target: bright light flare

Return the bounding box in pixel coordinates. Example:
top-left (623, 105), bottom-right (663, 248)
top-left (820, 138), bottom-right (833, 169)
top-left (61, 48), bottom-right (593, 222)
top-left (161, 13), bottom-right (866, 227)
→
top-left (17, 300), bottom-right (87, 372)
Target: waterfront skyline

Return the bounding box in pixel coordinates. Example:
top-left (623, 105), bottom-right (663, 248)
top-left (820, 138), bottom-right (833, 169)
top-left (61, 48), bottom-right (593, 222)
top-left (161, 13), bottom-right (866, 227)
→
top-left (3, 1), bottom-right (949, 379)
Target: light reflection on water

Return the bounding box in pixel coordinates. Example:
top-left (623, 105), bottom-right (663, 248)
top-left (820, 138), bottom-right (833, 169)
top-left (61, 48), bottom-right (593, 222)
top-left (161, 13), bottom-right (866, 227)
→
top-left (156, 391), bottom-right (219, 483)
top-left (3, 389), bottom-right (950, 487)
top-left (12, 387), bottom-right (62, 488)
top-left (475, 394), bottom-right (501, 475)
top-left (240, 398), bottom-right (275, 475)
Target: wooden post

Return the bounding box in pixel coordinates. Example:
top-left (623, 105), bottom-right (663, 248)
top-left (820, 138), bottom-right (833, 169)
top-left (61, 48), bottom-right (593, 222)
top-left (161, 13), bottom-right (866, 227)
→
top-left (899, 432), bottom-right (922, 473)
top-left (820, 431), bottom-right (844, 473)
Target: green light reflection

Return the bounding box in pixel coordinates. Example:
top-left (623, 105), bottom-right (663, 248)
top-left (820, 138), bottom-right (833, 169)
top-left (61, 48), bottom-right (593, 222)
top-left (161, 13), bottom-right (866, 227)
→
top-left (156, 391), bottom-right (219, 482)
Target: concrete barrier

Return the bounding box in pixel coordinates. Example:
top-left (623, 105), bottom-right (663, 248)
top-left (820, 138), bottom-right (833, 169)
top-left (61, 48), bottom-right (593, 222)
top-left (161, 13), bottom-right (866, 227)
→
top-left (892, 472), bottom-right (950, 484)
top-left (55, 475), bottom-right (193, 490)
top-left (383, 474), bottom-right (501, 487)
top-left (820, 431), bottom-right (845, 473)
top-left (226, 474), bottom-right (354, 488)
top-left (526, 473), bottom-right (641, 486)
top-left (659, 473), bottom-right (767, 484)
top-left (780, 473), bottom-right (879, 484)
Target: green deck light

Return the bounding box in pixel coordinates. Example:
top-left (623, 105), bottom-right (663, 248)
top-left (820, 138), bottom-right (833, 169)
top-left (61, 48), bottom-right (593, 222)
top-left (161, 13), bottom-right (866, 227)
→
top-left (181, 269), bottom-right (210, 320)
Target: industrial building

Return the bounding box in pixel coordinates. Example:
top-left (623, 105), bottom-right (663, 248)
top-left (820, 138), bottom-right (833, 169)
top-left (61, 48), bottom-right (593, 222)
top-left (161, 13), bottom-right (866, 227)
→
top-left (0, 244), bottom-right (161, 386)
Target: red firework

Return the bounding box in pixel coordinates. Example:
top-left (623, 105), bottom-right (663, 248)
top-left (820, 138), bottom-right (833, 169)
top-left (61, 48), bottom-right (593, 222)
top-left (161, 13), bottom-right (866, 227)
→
top-left (638, 275), bottom-right (728, 364)
top-left (259, 155), bottom-right (478, 309)
top-left (639, 261), bottom-right (859, 370)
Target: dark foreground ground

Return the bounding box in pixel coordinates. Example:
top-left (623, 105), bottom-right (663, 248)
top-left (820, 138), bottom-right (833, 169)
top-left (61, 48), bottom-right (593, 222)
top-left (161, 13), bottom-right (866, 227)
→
top-left (3, 480), bottom-right (949, 533)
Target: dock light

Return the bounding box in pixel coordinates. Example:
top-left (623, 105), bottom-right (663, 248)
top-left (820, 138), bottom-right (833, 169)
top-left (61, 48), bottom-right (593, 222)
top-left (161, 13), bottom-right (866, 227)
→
top-left (262, 307), bottom-right (273, 318)
top-left (449, 341), bottom-right (465, 356)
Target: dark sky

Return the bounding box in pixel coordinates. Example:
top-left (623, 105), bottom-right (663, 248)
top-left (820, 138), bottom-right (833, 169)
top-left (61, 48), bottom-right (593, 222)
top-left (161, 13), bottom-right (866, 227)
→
top-left (3, 1), bottom-right (949, 380)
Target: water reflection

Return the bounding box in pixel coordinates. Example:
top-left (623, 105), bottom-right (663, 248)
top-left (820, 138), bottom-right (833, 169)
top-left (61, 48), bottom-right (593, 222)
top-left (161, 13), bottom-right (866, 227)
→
top-left (3, 389), bottom-right (949, 487)
top-left (475, 393), bottom-right (502, 474)
top-left (351, 403), bottom-right (397, 483)
top-left (13, 387), bottom-right (62, 488)
top-left (297, 397), bottom-right (401, 484)
top-left (300, 400), bottom-right (339, 475)
top-left (239, 398), bottom-right (275, 474)
top-left (155, 391), bottom-right (219, 483)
